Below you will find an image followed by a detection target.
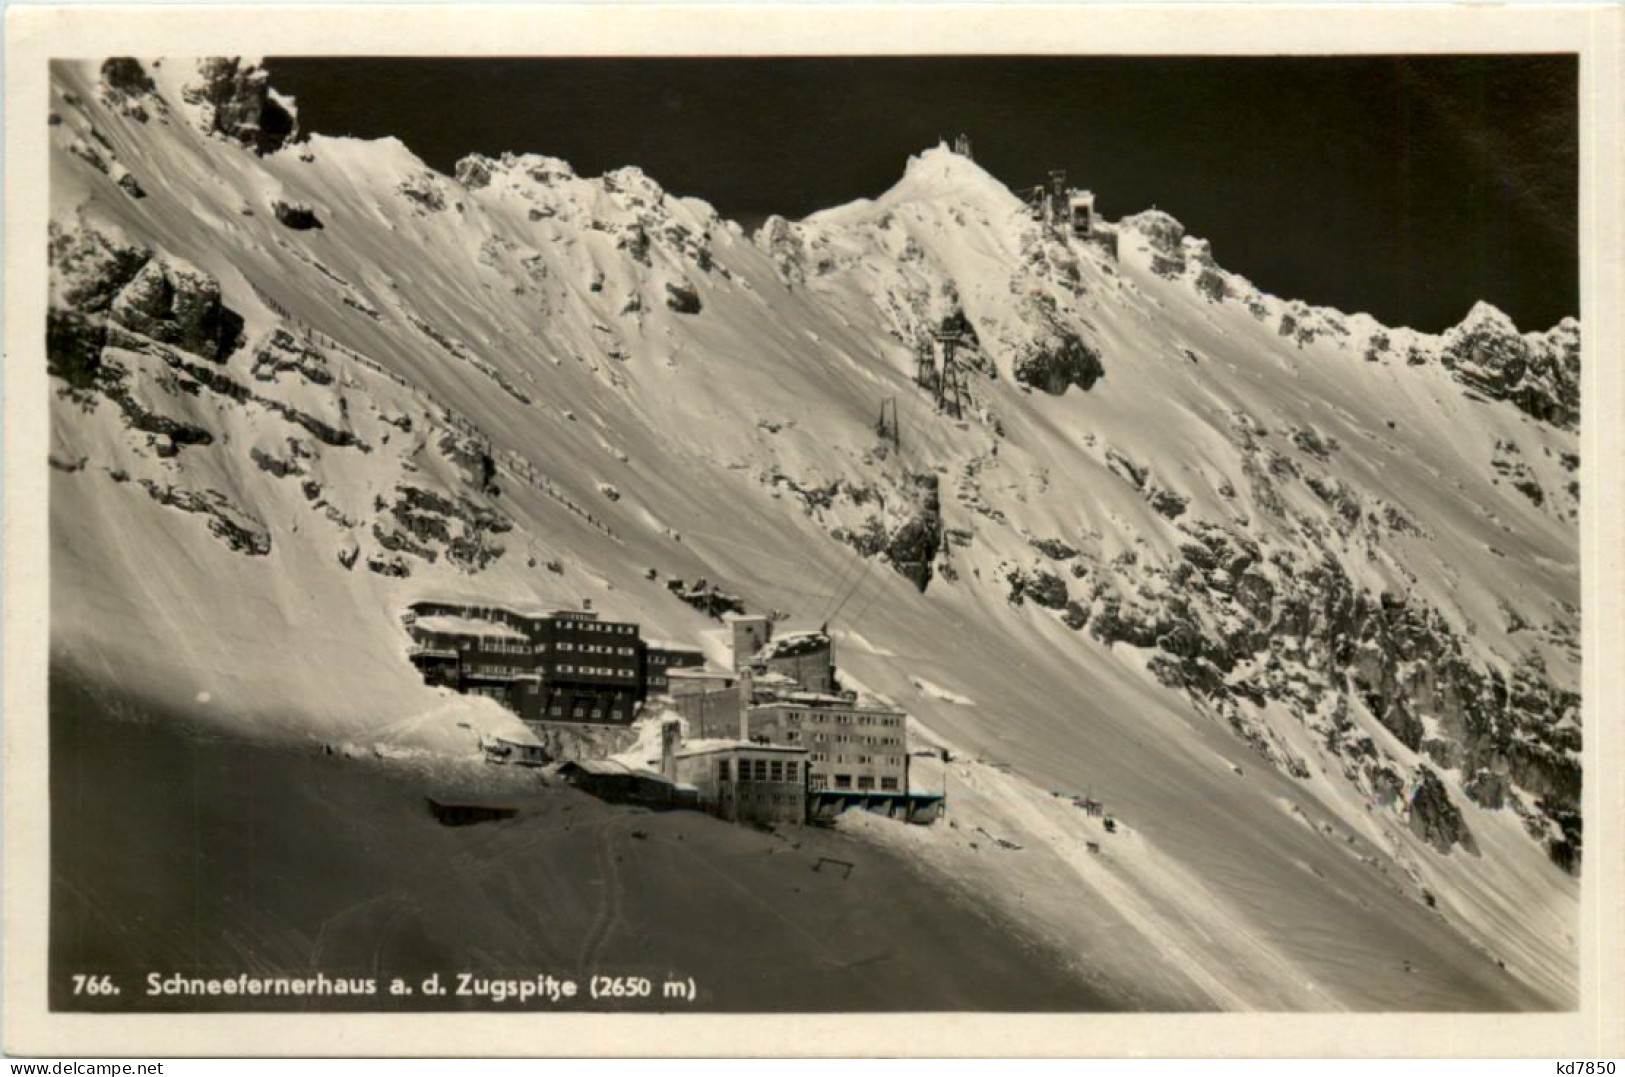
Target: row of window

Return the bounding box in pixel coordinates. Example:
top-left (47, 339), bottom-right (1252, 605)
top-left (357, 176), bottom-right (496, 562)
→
top-left (795, 732), bottom-right (901, 746)
top-left (556, 642), bottom-right (635, 656)
top-left (547, 703), bottom-right (627, 721)
top-left (562, 622), bottom-right (635, 636)
top-left (717, 758), bottom-right (801, 784)
top-left (463, 664), bottom-right (529, 677)
top-left (807, 753), bottom-right (904, 766)
top-left (457, 639), bottom-right (530, 655)
top-left (555, 663), bottom-right (633, 678)
top-left (808, 774), bottom-right (900, 791)
top-left (781, 711), bottom-right (902, 727)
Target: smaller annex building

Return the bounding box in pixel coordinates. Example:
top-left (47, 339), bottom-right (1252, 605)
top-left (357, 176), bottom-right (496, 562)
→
top-left (557, 758), bottom-right (696, 811)
top-left (672, 741), bottom-right (809, 826)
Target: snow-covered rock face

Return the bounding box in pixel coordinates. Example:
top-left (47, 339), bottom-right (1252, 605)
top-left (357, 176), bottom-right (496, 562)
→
top-left (179, 57), bottom-right (298, 155)
top-left (98, 58), bottom-right (164, 123)
top-left (46, 59), bottom-right (1583, 1008)
top-left (1440, 302), bottom-right (1580, 430)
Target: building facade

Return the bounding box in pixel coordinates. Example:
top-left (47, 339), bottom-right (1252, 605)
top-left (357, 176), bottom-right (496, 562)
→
top-left (747, 698), bottom-right (908, 794)
top-left (727, 613), bottom-right (837, 696)
top-left (753, 631), bottom-right (835, 694)
top-left (726, 614), bottom-right (772, 673)
top-left (673, 742), bottom-right (809, 825)
top-left (404, 601), bottom-right (700, 727)
top-left (641, 640), bottom-right (707, 696)
top-left (668, 668), bottom-right (745, 740)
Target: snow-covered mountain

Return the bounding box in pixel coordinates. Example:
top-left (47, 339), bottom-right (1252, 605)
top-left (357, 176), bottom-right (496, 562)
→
top-left (45, 57), bottom-right (1580, 1010)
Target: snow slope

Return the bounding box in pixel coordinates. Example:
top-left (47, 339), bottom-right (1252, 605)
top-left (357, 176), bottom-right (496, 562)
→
top-left (45, 58), bottom-right (1580, 1010)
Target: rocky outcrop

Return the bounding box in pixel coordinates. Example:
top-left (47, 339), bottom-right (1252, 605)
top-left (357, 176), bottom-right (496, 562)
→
top-left (1005, 564), bottom-right (1070, 610)
top-left (252, 328), bottom-right (333, 385)
top-left (664, 281), bottom-right (703, 315)
top-left (1064, 509), bottom-right (1578, 871)
top-left (885, 473), bottom-right (943, 592)
top-left (398, 172), bottom-right (449, 212)
top-left (1013, 331), bottom-right (1104, 394)
top-left (47, 225), bottom-right (243, 386)
top-left (370, 484), bottom-right (513, 574)
top-left (1126, 209), bottom-right (1187, 278)
top-left (454, 155), bottom-right (494, 189)
top-left (107, 258), bottom-right (243, 362)
top-left (182, 58), bottom-right (297, 155)
top-left (1029, 536), bottom-right (1080, 561)
top-left (1441, 303), bottom-right (1579, 430)
top-left (99, 58), bottom-right (161, 122)
top-left (272, 201), bottom-right (323, 231)
top-left (1408, 767), bottom-right (1478, 856)
top-left (137, 479), bottom-right (272, 556)
top-left (757, 216), bottom-right (810, 284)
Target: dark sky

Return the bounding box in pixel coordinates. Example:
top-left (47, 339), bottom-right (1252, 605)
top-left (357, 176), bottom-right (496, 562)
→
top-left (266, 56), bottom-right (1578, 333)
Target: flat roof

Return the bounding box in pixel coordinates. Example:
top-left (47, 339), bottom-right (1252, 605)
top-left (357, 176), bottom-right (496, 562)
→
top-left (675, 740), bottom-right (807, 760)
top-left (755, 694), bottom-right (901, 713)
top-left (646, 639), bottom-right (704, 653)
top-left (413, 614), bottom-right (528, 640)
top-left (410, 597), bottom-right (590, 620)
top-left (560, 759), bottom-right (672, 781)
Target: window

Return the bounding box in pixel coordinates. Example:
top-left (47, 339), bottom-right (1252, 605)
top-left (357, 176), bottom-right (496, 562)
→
top-left (572, 706), bottom-right (585, 718)
top-left (717, 759), bottom-right (731, 782)
top-left (809, 772), bottom-right (825, 790)
top-left (769, 760), bottom-right (784, 782)
top-left (834, 774), bottom-right (852, 789)
top-left (786, 762), bottom-right (799, 782)
top-left (590, 708), bottom-right (602, 720)
top-left (857, 776), bottom-right (875, 790)
top-left (753, 759), bottom-right (769, 781)
top-left (550, 705), bottom-right (563, 717)
top-left (881, 777), bottom-right (899, 791)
